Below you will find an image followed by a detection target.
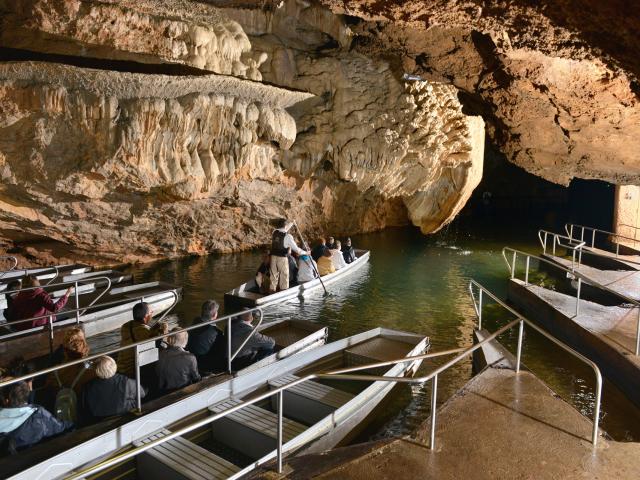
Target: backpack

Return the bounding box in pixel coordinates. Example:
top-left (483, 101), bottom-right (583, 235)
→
top-left (54, 363), bottom-right (89, 423)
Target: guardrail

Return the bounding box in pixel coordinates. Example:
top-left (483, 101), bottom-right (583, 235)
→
top-left (565, 223), bottom-right (640, 258)
top-left (538, 229), bottom-right (585, 270)
top-left (0, 276), bottom-right (114, 342)
top-left (0, 255), bottom-right (18, 281)
top-left (65, 281), bottom-right (604, 480)
top-left (0, 301), bottom-right (268, 413)
top-left (503, 247), bottom-right (640, 356)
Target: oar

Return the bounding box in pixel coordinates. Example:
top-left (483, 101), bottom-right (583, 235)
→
top-left (293, 221), bottom-right (329, 296)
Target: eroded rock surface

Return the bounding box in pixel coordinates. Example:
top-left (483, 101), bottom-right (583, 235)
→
top-left (0, 1), bottom-right (489, 261)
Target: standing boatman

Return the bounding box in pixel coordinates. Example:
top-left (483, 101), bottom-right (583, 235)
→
top-left (270, 219), bottom-right (307, 292)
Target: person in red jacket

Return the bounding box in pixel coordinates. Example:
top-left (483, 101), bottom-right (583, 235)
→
top-left (10, 276), bottom-right (72, 331)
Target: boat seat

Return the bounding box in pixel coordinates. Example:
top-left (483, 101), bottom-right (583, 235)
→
top-left (209, 399), bottom-right (306, 459)
top-left (134, 428), bottom-right (240, 480)
top-left (268, 374), bottom-right (354, 425)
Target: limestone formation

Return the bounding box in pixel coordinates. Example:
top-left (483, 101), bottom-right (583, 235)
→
top-left (0, 1), bottom-right (490, 261)
top-left (0, 0), bottom-right (256, 77)
top-left (317, 0), bottom-right (640, 186)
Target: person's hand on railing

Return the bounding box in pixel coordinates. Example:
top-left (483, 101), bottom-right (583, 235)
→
top-left (65, 286), bottom-right (73, 297)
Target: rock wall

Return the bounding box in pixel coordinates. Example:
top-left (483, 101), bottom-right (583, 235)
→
top-left (0, 0), bottom-right (489, 262)
top-left (319, 0), bottom-right (640, 186)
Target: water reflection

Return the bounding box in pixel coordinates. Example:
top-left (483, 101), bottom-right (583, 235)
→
top-left (106, 225), bottom-right (640, 441)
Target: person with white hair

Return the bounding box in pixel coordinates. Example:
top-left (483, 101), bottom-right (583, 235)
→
top-left (330, 240), bottom-right (347, 270)
top-left (155, 327), bottom-right (201, 393)
top-left (81, 356), bottom-right (146, 420)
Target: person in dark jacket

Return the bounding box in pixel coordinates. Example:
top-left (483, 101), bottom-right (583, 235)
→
top-left (342, 237), bottom-right (357, 264)
top-left (0, 380), bottom-right (72, 452)
top-left (229, 310), bottom-right (276, 369)
top-left (82, 356), bottom-right (145, 420)
top-left (311, 237), bottom-right (327, 262)
top-left (155, 328), bottom-right (201, 393)
top-left (3, 280), bottom-right (22, 323)
top-left (287, 248), bottom-right (298, 287)
top-left (10, 276), bottom-right (72, 331)
top-left (326, 236), bottom-right (336, 250)
top-left (186, 300), bottom-right (223, 372)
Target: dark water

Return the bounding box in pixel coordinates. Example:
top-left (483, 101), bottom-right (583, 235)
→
top-left (101, 225), bottom-right (639, 442)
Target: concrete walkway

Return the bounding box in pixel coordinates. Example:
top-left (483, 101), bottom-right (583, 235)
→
top-left (544, 253), bottom-right (640, 301)
top-left (582, 245), bottom-right (640, 271)
top-left (508, 279), bottom-right (640, 408)
top-left (250, 368), bottom-right (640, 479)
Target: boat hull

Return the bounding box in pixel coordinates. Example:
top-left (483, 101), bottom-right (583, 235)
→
top-left (225, 250), bottom-right (370, 310)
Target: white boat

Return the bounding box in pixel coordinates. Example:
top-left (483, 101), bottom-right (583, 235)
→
top-left (0, 263), bottom-right (92, 285)
top-left (224, 249), bottom-right (370, 309)
top-left (0, 281), bottom-right (181, 362)
top-left (4, 319), bottom-right (330, 480)
top-left (36, 327), bottom-right (428, 480)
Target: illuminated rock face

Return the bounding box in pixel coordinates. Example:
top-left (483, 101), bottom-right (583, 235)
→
top-left (0, 0), bottom-right (488, 262)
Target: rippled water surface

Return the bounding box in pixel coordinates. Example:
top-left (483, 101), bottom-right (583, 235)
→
top-left (104, 225), bottom-right (639, 442)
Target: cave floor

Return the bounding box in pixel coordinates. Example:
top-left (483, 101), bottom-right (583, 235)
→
top-left (249, 368), bottom-right (640, 480)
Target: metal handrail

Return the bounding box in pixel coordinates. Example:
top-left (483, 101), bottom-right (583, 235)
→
top-left (565, 223), bottom-right (640, 257)
top-left (538, 229), bottom-right (585, 270)
top-left (0, 302), bottom-right (267, 398)
top-left (66, 281), bottom-right (603, 480)
top-left (502, 247), bottom-right (640, 356)
top-left (0, 255), bottom-right (18, 281)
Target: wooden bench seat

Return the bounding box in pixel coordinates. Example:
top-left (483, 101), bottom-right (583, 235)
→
top-left (134, 428), bottom-right (240, 480)
top-left (209, 399), bottom-right (306, 459)
top-left (268, 374), bottom-right (354, 424)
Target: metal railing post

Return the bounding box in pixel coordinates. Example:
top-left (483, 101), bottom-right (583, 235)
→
top-left (135, 345), bottom-right (142, 412)
top-left (511, 250), bottom-right (516, 278)
top-left (524, 256), bottom-right (530, 286)
top-left (615, 242), bottom-right (620, 258)
top-left (74, 281), bottom-right (80, 325)
top-left (227, 317), bottom-right (232, 373)
top-left (575, 278), bottom-right (582, 317)
top-left (515, 319), bottom-right (524, 373)
top-left (544, 231), bottom-right (548, 254)
top-left (552, 235), bottom-right (557, 255)
top-left (592, 370), bottom-right (602, 446)
top-left (277, 390), bottom-right (284, 473)
top-left (429, 374), bottom-right (438, 450)
top-left (636, 308), bottom-right (640, 356)
top-left (478, 289), bottom-right (483, 330)
top-left (591, 229), bottom-right (596, 248)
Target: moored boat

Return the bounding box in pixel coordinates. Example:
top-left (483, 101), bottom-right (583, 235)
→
top-left (40, 327), bottom-right (427, 480)
top-left (224, 249), bottom-right (370, 310)
top-left (3, 318), bottom-right (329, 480)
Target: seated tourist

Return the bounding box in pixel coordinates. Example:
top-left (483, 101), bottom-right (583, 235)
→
top-left (155, 328), bottom-right (201, 393)
top-left (47, 328), bottom-right (96, 400)
top-left (118, 302), bottom-right (168, 378)
top-left (326, 236), bottom-right (336, 250)
top-left (0, 380), bottom-right (72, 452)
top-left (6, 358), bottom-right (36, 404)
top-left (297, 254), bottom-right (319, 283)
top-left (255, 253), bottom-right (271, 293)
top-left (311, 237), bottom-right (327, 262)
top-left (330, 240), bottom-right (347, 270)
top-left (342, 237), bottom-right (357, 264)
top-left (317, 249), bottom-right (336, 276)
top-left (186, 300), bottom-right (224, 372)
top-left (82, 356), bottom-right (145, 420)
top-left (287, 248), bottom-right (299, 287)
top-left (3, 280), bottom-right (22, 323)
top-left (229, 310), bottom-right (276, 370)
top-left (11, 276), bottom-right (72, 331)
